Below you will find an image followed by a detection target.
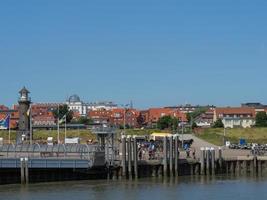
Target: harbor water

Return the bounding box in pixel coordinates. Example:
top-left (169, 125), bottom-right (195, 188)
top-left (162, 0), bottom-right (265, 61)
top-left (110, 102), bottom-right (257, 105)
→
top-left (1, 176), bottom-right (267, 200)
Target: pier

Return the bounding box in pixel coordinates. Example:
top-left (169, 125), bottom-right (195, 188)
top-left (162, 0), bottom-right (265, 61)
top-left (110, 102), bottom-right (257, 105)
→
top-left (1, 133), bottom-right (267, 184)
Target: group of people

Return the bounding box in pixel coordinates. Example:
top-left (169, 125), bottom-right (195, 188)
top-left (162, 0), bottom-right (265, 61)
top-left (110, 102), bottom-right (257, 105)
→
top-left (138, 140), bottom-right (159, 160)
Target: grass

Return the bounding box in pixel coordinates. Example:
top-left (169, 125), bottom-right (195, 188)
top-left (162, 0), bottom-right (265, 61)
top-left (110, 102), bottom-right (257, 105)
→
top-left (196, 128), bottom-right (267, 145)
top-left (0, 130), bottom-right (96, 144)
top-left (0, 129), bottom-right (166, 144)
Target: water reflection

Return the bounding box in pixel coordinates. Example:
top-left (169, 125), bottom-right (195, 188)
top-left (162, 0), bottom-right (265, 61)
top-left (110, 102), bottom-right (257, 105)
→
top-left (1, 176), bottom-right (267, 200)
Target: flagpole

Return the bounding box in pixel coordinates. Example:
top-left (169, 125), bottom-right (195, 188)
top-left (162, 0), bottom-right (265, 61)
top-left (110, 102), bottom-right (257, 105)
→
top-left (57, 104), bottom-right (60, 144)
top-left (8, 114), bottom-right (11, 144)
top-left (65, 116), bottom-right (66, 144)
top-left (30, 105), bottom-right (32, 145)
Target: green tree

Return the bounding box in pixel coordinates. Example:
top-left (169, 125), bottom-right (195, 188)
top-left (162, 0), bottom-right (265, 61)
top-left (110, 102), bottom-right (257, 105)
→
top-left (75, 116), bottom-right (93, 125)
top-left (52, 104), bottom-right (73, 123)
top-left (157, 116), bottom-right (179, 130)
top-left (255, 112), bottom-right (267, 127)
top-left (186, 107), bottom-right (208, 123)
top-left (212, 119), bottom-right (224, 128)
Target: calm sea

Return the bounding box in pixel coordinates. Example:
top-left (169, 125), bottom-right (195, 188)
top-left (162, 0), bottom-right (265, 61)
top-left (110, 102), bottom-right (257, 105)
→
top-left (0, 176), bottom-right (266, 200)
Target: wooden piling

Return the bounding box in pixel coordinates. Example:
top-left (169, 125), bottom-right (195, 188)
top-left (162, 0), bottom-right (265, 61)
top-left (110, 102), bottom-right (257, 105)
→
top-left (206, 148), bottom-right (210, 175)
top-left (127, 136), bottom-right (132, 179)
top-left (253, 156), bottom-right (257, 175)
top-left (121, 136), bottom-right (126, 178)
top-left (250, 160), bottom-right (254, 176)
top-left (20, 158), bottom-right (25, 184)
top-left (241, 160), bottom-right (247, 175)
top-left (200, 147), bottom-right (205, 175)
top-left (163, 136), bottom-right (168, 177)
top-left (25, 158), bottom-right (29, 184)
top-left (236, 160), bottom-right (241, 176)
top-left (169, 136), bottom-right (173, 177)
top-left (258, 160), bottom-right (262, 176)
top-left (218, 147), bottom-right (223, 173)
top-left (230, 161), bottom-right (234, 175)
top-left (210, 148), bottom-right (215, 175)
top-left (174, 136), bottom-right (179, 177)
top-left (133, 137), bottom-right (138, 179)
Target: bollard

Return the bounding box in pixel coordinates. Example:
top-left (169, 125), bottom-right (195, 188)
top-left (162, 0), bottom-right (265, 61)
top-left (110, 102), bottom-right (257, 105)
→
top-left (20, 158), bottom-right (25, 184)
top-left (210, 148), bottom-right (215, 175)
top-left (121, 136), bottom-right (127, 178)
top-left (127, 136), bottom-right (132, 179)
top-left (133, 137), bottom-right (138, 179)
top-left (174, 136), bottom-right (179, 177)
top-left (169, 136), bottom-right (173, 177)
top-left (200, 147), bottom-right (205, 175)
top-left (163, 137), bottom-right (168, 177)
top-left (24, 157), bottom-right (29, 184)
top-left (206, 148), bottom-right (210, 175)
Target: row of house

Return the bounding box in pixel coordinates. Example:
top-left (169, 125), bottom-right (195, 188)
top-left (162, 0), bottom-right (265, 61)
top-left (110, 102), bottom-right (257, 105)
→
top-left (1, 99), bottom-right (267, 129)
top-left (196, 104), bottom-right (267, 128)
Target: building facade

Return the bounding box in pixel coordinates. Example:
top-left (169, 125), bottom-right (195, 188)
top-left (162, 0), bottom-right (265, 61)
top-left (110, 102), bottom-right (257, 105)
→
top-left (214, 107), bottom-right (256, 128)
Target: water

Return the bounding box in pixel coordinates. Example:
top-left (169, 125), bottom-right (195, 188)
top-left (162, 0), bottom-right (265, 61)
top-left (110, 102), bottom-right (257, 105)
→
top-left (0, 176), bottom-right (267, 200)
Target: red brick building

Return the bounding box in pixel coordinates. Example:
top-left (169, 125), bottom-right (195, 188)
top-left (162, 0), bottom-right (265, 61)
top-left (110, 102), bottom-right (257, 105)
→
top-left (141, 108), bottom-right (187, 128)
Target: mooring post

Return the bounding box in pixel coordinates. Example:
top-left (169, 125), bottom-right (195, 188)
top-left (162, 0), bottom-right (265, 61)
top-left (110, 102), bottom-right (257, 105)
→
top-left (174, 135), bottom-right (179, 177)
top-left (127, 136), bottom-right (132, 179)
top-left (200, 147), bottom-right (205, 175)
top-left (133, 137), bottom-right (138, 179)
top-left (20, 158), bottom-right (25, 184)
top-left (121, 136), bottom-right (127, 178)
top-left (206, 147), bottom-right (210, 175)
top-left (169, 136), bottom-right (173, 177)
top-left (163, 136), bottom-right (168, 177)
top-left (25, 157), bottom-right (29, 184)
top-left (210, 147), bottom-right (215, 175)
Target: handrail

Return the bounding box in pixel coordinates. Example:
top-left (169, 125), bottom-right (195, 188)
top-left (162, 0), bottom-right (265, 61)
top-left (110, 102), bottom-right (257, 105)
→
top-left (0, 143), bottom-right (100, 159)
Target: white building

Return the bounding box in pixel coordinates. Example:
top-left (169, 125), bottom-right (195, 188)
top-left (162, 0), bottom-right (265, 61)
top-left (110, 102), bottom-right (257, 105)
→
top-left (66, 95), bottom-right (87, 116)
top-left (86, 101), bottom-right (117, 111)
top-left (214, 107), bottom-right (256, 128)
top-left (66, 95), bottom-right (117, 116)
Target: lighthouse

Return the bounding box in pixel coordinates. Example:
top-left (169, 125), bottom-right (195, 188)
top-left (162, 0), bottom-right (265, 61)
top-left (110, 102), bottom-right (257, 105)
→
top-left (17, 87), bottom-right (31, 144)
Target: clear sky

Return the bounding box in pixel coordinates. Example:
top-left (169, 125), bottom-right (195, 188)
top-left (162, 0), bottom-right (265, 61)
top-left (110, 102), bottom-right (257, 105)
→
top-left (0, 0), bottom-right (266, 108)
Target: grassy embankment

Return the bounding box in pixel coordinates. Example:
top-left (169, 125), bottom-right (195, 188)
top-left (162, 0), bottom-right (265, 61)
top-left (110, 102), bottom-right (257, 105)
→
top-left (0, 129), bottom-right (165, 144)
top-left (0, 130), bottom-right (96, 144)
top-left (196, 128), bottom-right (267, 146)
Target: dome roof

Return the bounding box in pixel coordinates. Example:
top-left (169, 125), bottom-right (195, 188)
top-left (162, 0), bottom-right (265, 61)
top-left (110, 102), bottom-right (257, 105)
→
top-left (68, 94), bottom-right (81, 103)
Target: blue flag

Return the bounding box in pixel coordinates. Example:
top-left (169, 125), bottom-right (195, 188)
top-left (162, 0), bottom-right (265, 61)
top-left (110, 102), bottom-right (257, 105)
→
top-left (0, 114), bottom-right (10, 130)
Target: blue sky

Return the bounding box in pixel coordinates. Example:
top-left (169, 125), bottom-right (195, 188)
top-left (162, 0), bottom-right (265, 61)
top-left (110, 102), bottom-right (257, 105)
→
top-left (0, 0), bottom-right (266, 108)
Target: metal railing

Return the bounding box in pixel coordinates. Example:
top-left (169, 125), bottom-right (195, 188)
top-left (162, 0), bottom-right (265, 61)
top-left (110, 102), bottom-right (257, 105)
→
top-left (0, 144), bottom-right (101, 160)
